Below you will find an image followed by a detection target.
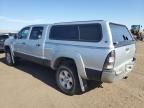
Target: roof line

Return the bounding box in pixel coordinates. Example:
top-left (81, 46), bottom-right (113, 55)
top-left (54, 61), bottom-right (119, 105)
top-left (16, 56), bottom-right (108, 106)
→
top-left (54, 20), bottom-right (105, 24)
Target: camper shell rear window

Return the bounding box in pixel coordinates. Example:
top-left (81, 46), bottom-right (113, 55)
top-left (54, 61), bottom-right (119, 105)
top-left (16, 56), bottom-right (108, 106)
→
top-left (110, 23), bottom-right (133, 44)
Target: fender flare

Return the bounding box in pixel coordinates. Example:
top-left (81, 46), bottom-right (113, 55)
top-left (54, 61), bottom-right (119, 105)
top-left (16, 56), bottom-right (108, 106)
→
top-left (51, 51), bottom-right (87, 79)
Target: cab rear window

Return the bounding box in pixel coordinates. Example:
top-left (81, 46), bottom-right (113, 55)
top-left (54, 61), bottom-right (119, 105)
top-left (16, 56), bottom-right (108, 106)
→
top-left (110, 24), bottom-right (133, 43)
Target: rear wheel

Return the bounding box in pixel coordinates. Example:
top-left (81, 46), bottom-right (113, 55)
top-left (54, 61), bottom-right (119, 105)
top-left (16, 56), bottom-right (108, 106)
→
top-left (56, 62), bottom-right (80, 95)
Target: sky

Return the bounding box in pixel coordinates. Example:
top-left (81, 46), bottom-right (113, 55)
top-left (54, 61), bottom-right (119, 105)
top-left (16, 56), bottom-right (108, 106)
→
top-left (0, 0), bottom-right (143, 31)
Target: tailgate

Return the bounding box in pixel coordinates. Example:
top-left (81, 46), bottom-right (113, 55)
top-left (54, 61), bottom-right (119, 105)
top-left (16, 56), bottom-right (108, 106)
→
top-left (110, 23), bottom-right (136, 74)
top-left (114, 43), bottom-right (135, 68)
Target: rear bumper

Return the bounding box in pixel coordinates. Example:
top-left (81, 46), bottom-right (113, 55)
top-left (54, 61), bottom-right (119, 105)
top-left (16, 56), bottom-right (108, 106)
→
top-left (101, 62), bottom-right (135, 83)
top-left (101, 70), bottom-right (128, 83)
top-left (84, 58), bottom-right (136, 82)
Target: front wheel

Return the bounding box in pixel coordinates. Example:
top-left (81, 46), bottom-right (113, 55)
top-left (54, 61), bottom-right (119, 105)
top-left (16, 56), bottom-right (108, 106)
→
top-left (56, 62), bottom-right (80, 95)
top-left (5, 50), bottom-right (14, 66)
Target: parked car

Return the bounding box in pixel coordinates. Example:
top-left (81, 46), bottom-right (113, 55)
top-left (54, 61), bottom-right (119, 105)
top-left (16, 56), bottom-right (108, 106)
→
top-left (0, 34), bottom-right (9, 52)
top-left (4, 20), bottom-right (136, 95)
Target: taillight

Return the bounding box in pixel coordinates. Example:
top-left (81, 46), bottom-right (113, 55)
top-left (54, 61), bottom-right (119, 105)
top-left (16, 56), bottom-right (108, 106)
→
top-left (103, 50), bottom-right (115, 70)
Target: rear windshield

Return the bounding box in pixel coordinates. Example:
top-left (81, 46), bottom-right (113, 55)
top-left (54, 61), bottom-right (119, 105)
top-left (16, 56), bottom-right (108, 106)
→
top-left (110, 24), bottom-right (133, 43)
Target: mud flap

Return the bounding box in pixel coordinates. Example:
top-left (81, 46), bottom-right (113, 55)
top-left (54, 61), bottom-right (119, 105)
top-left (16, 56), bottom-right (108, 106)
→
top-left (77, 73), bottom-right (87, 92)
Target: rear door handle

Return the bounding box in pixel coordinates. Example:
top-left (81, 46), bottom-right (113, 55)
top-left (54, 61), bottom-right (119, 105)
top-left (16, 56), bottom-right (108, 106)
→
top-left (36, 44), bottom-right (40, 47)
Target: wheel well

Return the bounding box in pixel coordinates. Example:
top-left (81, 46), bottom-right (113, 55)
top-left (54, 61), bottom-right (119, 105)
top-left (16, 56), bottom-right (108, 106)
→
top-left (54, 57), bottom-right (76, 70)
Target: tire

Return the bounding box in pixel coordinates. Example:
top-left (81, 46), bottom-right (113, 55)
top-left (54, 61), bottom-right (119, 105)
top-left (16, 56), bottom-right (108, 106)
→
top-left (56, 62), bottom-right (80, 95)
top-left (5, 49), bottom-right (15, 66)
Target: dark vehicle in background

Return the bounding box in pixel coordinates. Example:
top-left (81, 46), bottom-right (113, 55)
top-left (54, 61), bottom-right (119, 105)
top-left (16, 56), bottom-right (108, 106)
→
top-left (0, 33), bottom-right (17, 53)
top-left (0, 34), bottom-right (9, 52)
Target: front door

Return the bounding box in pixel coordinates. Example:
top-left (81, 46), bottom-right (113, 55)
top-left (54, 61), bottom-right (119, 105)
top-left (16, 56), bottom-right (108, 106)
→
top-left (14, 27), bottom-right (31, 54)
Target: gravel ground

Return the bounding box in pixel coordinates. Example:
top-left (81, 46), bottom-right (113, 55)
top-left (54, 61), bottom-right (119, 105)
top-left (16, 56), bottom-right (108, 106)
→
top-left (0, 42), bottom-right (144, 108)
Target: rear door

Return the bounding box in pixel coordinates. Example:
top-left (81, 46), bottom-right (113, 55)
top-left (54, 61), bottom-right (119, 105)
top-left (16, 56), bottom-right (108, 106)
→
top-left (26, 26), bottom-right (45, 58)
top-left (110, 23), bottom-right (135, 73)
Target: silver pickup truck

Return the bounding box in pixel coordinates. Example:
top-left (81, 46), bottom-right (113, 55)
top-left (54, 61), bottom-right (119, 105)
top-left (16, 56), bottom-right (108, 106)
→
top-left (4, 20), bottom-right (136, 95)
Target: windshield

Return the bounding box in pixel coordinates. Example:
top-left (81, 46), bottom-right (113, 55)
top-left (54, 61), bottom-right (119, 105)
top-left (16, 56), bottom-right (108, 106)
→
top-left (110, 24), bottom-right (133, 43)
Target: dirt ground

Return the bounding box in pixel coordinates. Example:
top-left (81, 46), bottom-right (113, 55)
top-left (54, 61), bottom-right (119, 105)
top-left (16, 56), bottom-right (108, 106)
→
top-left (0, 42), bottom-right (144, 108)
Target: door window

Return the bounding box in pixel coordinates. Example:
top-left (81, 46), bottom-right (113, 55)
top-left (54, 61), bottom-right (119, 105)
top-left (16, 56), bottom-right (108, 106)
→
top-left (18, 27), bottom-right (30, 39)
top-left (29, 27), bottom-right (44, 40)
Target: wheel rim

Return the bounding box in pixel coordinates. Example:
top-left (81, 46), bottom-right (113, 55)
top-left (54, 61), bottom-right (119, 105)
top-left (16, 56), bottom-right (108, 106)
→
top-left (6, 52), bottom-right (11, 64)
top-left (59, 70), bottom-right (73, 90)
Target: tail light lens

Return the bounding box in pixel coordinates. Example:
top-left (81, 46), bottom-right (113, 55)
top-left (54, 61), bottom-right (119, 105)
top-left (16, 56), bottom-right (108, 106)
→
top-left (103, 50), bottom-right (115, 70)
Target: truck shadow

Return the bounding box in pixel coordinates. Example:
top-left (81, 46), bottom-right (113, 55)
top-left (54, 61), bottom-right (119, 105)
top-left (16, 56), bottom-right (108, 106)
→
top-left (0, 57), bottom-right (103, 95)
